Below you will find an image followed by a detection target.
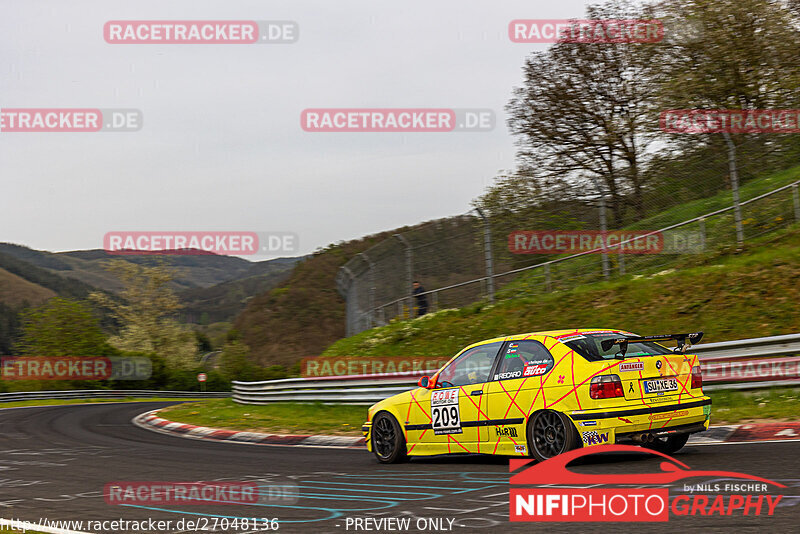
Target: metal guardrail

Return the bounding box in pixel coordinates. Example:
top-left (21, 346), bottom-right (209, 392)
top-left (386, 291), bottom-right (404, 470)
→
top-left (0, 389), bottom-right (230, 403)
top-left (233, 333), bottom-right (800, 404)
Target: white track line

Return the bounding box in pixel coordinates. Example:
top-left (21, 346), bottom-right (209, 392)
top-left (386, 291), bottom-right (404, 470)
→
top-left (0, 518), bottom-right (94, 534)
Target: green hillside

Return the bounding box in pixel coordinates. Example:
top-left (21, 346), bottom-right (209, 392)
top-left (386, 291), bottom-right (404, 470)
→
top-left (323, 223), bottom-right (800, 358)
top-left (0, 244), bottom-right (297, 293)
top-left (234, 234), bottom-right (399, 367)
top-left (178, 257), bottom-right (301, 324)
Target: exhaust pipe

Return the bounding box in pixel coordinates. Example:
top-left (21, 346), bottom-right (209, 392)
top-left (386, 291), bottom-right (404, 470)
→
top-left (632, 432), bottom-right (654, 444)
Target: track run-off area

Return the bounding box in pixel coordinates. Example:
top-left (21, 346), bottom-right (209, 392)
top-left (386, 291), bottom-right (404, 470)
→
top-left (0, 402), bottom-right (798, 533)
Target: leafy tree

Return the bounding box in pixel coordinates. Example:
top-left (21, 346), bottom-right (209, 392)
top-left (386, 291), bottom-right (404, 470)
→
top-left (656, 0), bottom-right (800, 112)
top-left (90, 260), bottom-right (198, 369)
top-left (16, 297), bottom-right (109, 356)
top-left (504, 0), bottom-right (662, 224)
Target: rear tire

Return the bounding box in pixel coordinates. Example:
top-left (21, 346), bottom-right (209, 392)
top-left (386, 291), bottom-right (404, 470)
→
top-left (371, 412), bottom-right (408, 464)
top-left (527, 410), bottom-right (578, 462)
top-left (647, 433), bottom-right (689, 454)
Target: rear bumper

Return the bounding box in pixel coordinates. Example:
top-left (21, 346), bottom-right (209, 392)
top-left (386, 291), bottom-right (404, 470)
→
top-left (616, 421), bottom-right (708, 443)
top-left (569, 397), bottom-right (712, 421)
top-left (568, 396), bottom-right (711, 446)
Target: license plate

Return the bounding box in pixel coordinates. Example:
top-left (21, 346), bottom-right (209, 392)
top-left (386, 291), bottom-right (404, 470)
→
top-left (643, 378), bottom-right (678, 394)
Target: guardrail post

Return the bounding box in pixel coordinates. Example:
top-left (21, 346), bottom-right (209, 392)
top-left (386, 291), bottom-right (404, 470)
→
top-left (338, 266), bottom-right (356, 337)
top-left (544, 264), bottom-right (552, 292)
top-left (475, 208), bottom-right (495, 303)
top-left (698, 218), bottom-right (706, 252)
top-left (599, 196), bottom-right (610, 279)
top-left (394, 233), bottom-right (413, 319)
top-left (793, 183), bottom-right (800, 222)
top-left (357, 253), bottom-right (376, 329)
top-left (618, 245), bottom-right (625, 275)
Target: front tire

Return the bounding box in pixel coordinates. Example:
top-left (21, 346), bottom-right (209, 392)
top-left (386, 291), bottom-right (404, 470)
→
top-left (527, 410), bottom-right (578, 462)
top-left (647, 433), bottom-right (689, 454)
top-left (371, 412), bottom-right (408, 464)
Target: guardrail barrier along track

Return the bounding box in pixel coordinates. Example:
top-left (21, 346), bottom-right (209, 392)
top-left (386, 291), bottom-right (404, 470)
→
top-left (233, 333), bottom-right (800, 404)
top-left (0, 389), bottom-right (230, 403)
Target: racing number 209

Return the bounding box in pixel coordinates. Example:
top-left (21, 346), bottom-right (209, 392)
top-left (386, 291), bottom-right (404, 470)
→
top-left (432, 405), bottom-right (459, 428)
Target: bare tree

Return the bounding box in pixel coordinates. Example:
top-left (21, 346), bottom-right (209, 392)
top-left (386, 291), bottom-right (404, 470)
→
top-left (505, 1), bottom-right (662, 225)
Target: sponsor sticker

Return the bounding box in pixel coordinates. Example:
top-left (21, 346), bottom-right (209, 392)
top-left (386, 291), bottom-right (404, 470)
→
top-left (496, 426), bottom-right (519, 438)
top-left (514, 445), bottom-right (527, 454)
top-left (619, 361), bottom-right (645, 372)
top-left (498, 370), bottom-right (523, 380)
top-left (582, 431), bottom-right (610, 445)
top-left (431, 389), bottom-right (461, 435)
top-left (649, 410), bottom-right (688, 421)
top-left (523, 364), bottom-right (548, 377)
top-left (646, 395), bottom-right (677, 404)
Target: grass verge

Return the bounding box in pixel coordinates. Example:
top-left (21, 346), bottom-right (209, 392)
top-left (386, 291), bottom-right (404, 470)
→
top-left (158, 398), bottom-right (366, 436)
top-left (708, 387), bottom-right (800, 424)
top-left (155, 388), bottom-right (799, 437)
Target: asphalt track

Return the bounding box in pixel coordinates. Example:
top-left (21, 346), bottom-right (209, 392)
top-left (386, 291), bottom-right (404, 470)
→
top-left (0, 402), bottom-right (798, 534)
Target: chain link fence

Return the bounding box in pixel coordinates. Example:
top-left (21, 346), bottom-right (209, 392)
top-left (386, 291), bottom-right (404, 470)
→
top-left (337, 136), bottom-right (800, 336)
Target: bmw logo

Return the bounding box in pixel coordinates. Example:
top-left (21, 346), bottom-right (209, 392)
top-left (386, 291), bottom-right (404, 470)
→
top-left (656, 360), bottom-right (662, 369)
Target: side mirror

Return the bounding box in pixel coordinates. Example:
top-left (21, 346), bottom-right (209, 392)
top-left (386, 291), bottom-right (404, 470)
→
top-left (417, 376), bottom-right (430, 388)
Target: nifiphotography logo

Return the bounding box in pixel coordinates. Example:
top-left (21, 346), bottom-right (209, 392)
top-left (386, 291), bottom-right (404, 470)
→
top-left (509, 444), bottom-right (787, 522)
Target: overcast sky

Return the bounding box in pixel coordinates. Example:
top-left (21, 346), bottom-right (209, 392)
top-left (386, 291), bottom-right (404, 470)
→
top-left (1, 0), bottom-right (595, 258)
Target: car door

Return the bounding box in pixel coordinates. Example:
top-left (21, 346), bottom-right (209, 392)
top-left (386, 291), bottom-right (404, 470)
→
top-left (484, 338), bottom-right (556, 450)
top-left (425, 341), bottom-right (503, 446)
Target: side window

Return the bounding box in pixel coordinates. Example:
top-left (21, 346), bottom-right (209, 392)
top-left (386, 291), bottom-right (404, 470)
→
top-left (437, 341), bottom-right (502, 387)
top-left (494, 340), bottom-right (554, 380)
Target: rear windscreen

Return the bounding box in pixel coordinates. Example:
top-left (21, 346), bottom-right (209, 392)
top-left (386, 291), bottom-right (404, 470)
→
top-left (561, 333), bottom-right (673, 362)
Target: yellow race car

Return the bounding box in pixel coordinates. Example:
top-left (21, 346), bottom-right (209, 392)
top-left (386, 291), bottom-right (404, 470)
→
top-left (363, 329), bottom-right (711, 463)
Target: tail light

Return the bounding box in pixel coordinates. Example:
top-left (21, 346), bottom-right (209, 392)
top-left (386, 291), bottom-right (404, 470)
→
top-left (691, 366), bottom-right (702, 389)
top-left (590, 374), bottom-right (624, 399)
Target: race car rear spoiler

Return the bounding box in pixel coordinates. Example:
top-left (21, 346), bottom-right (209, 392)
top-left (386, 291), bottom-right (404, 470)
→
top-left (600, 332), bottom-right (704, 356)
